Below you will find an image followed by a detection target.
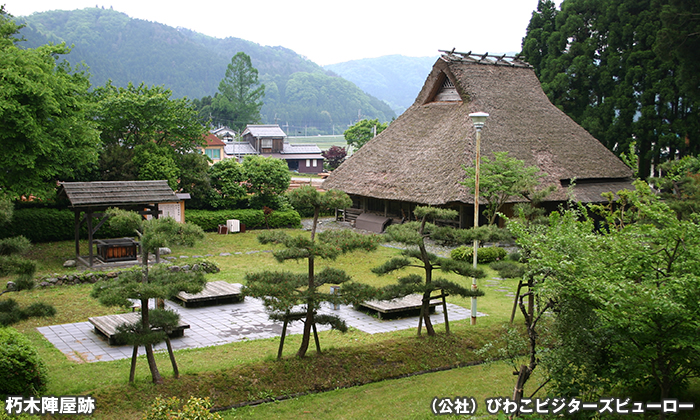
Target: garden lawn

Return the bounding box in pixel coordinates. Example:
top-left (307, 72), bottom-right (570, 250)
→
top-left (3, 227), bottom-right (533, 419)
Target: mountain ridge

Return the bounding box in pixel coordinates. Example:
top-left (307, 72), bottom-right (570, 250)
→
top-left (15, 7), bottom-right (402, 134)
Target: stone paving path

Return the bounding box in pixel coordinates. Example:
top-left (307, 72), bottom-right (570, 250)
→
top-left (37, 292), bottom-right (486, 363)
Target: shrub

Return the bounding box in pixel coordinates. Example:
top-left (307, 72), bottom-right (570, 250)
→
top-left (266, 209), bottom-right (301, 229)
top-left (489, 260), bottom-right (526, 279)
top-left (0, 327), bottom-right (48, 396)
top-left (185, 209), bottom-right (300, 231)
top-left (450, 245), bottom-right (507, 264)
top-left (0, 208), bottom-right (136, 242)
top-left (0, 299), bottom-right (56, 327)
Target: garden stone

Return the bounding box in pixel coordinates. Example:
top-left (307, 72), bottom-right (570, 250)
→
top-left (63, 259), bottom-right (76, 268)
top-left (39, 281), bottom-right (51, 288)
top-left (6, 281), bottom-right (16, 291)
top-left (220, 252), bottom-right (231, 257)
top-left (158, 247), bottom-right (172, 255)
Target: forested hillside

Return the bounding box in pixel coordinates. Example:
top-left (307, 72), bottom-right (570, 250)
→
top-left (325, 55), bottom-right (438, 114)
top-left (15, 7), bottom-right (394, 134)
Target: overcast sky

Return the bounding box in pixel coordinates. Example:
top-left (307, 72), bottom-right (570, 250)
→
top-left (6, 1), bottom-right (562, 66)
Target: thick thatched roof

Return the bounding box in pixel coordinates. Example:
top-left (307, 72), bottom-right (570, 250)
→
top-left (323, 52), bottom-right (633, 205)
top-left (58, 180), bottom-right (179, 209)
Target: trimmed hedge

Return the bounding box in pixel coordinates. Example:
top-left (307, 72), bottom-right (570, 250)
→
top-left (0, 208), bottom-right (135, 243)
top-left (0, 327), bottom-right (48, 396)
top-left (450, 245), bottom-right (508, 264)
top-left (185, 209), bottom-right (301, 232)
top-left (0, 208), bottom-right (302, 242)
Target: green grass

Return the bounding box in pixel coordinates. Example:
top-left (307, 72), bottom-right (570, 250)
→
top-left (8, 225), bottom-right (665, 420)
top-left (287, 135), bottom-right (347, 151)
top-left (222, 360), bottom-right (522, 419)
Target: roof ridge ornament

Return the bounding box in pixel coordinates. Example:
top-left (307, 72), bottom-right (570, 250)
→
top-left (438, 49), bottom-right (533, 69)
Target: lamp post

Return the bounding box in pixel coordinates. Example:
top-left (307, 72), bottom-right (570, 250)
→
top-left (468, 112), bottom-right (488, 325)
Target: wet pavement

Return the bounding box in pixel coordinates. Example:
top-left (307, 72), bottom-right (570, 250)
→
top-left (37, 290), bottom-right (485, 363)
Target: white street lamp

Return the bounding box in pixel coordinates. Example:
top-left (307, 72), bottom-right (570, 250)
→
top-left (469, 111), bottom-right (489, 325)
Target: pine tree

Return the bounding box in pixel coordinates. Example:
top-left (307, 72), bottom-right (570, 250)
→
top-left (372, 206), bottom-right (485, 336)
top-left (91, 208), bottom-right (207, 384)
top-left (244, 186), bottom-right (380, 358)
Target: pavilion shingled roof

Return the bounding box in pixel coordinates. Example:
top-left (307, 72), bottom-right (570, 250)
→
top-left (58, 181), bottom-right (179, 209)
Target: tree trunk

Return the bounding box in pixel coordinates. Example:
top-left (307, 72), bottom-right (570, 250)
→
top-left (277, 314), bottom-right (289, 360)
top-left (165, 337), bottom-right (179, 378)
top-left (417, 229), bottom-right (436, 336)
top-left (298, 207), bottom-right (319, 358)
top-left (141, 298), bottom-right (163, 384)
top-left (297, 253), bottom-right (316, 357)
top-left (128, 345), bottom-right (138, 383)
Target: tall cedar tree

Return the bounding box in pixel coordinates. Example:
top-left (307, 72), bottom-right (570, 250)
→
top-left (243, 186), bottom-right (380, 358)
top-left (372, 206), bottom-right (485, 336)
top-left (91, 209), bottom-right (207, 384)
top-left (521, 0), bottom-right (700, 178)
top-left (212, 52), bottom-right (265, 131)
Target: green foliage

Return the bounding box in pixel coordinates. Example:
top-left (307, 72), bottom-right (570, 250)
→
top-left (343, 119), bottom-right (388, 151)
top-left (489, 260), bottom-right (526, 279)
top-left (92, 80), bottom-right (205, 152)
top-left (176, 152), bottom-right (214, 210)
top-left (429, 224), bottom-right (512, 246)
top-left (509, 182), bottom-right (700, 401)
top-left (185, 209), bottom-right (300, 231)
top-left (0, 299), bottom-right (56, 327)
top-left (450, 246), bottom-right (507, 264)
top-left (19, 8), bottom-right (395, 135)
top-left (92, 209), bottom-right (207, 384)
top-left (89, 80), bottom-right (205, 185)
top-left (242, 155), bottom-right (291, 209)
top-left (374, 206), bottom-right (485, 336)
top-left (520, 0), bottom-right (700, 178)
top-left (649, 155), bottom-right (700, 219)
top-left (287, 186), bottom-right (352, 219)
top-left (210, 52), bottom-right (265, 131)
top-left (0, 9), bottom-right (100, 198)
top-left (245, 191), bottom-right (380, 358)
top-left (462, 152), bottom-right (547, 225)
top-left (208, 159), bottom-right (247, 209)
top-left (0, 326), bottom-right (48, 396)
top-left (132, 143), bottom-right (180, 190)
top-left (0, 207), bottom-right (136, 242)
top-left (143, 396), bottom-right (222, 420)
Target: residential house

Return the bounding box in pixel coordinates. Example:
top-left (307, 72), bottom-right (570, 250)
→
top-left (322, 51), bottom-right (634, 228)
top-left (201, 133), bottom-right (226, 164)
top-left (226, 124), bottom-right (325, 173)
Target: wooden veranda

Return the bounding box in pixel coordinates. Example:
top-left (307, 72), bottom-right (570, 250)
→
top-left (57, 181), bottom-right (180, 268)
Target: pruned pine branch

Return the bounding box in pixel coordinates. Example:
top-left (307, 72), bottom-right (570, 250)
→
top-left (439, 257), bottom-right (485, 278)
top-left (371, 256), bottom-right (413, 275)
top-left (314, 314), bottom-right (348, 333)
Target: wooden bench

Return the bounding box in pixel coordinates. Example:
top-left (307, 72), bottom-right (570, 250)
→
top-left (88, 312), bottom-right (190, 345)
top-left (358, 294), bottom-right (441, 319)
top-left (174, 281), bottom-right (243, 308)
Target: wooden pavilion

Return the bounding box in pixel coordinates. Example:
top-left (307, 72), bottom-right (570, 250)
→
top-left (57, 180), bottom-right (180, 267)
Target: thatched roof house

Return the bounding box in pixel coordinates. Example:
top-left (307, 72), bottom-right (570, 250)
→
top-left (323, 51), bottom-right (633, 228)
